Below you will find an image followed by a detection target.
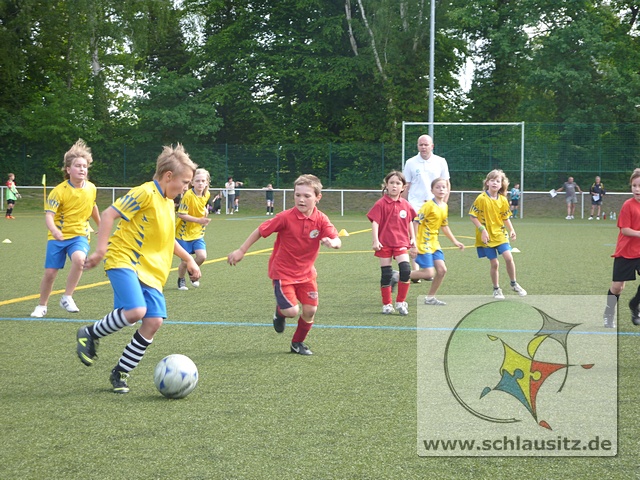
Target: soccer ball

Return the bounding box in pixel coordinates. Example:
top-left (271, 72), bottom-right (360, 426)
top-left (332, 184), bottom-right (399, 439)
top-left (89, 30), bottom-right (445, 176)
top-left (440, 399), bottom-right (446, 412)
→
top-left (154, 354), bottom-right (199, 399)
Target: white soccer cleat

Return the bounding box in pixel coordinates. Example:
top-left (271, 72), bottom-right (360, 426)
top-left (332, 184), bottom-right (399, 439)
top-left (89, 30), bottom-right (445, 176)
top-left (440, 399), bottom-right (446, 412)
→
top-left (395, 301), bottom-right (409, 316)
top-left (382, 304), bottom-right (394, 315)
top-left (493, 288), bottom-right (505, 300)
top-left (191, 280), bottom-right (200, 288)
top-left (60, 296), bottom-right (80, 313)
top-left (511, 283), bottom-right (527, 296)
top-left (425, 297), bottom-right (447, 306)
top-left (30, 305), bottom-right (48, 318)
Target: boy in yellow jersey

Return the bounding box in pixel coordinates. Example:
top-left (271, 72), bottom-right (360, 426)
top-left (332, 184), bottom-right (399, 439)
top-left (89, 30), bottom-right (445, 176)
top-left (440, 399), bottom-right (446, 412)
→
top-left (79, 144), bottom-right (201, 394)
top-left (30, 140), bottom-right (100, 317)
top-left (411, 178), bottom-right (464, 305)
top-left (176, 168), bottom-right (211, 290)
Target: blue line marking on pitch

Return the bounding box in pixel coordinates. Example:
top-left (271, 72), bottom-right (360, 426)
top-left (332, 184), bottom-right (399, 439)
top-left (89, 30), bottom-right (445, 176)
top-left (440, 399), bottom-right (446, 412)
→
top-left (1, 316), bottom-right (639, 335)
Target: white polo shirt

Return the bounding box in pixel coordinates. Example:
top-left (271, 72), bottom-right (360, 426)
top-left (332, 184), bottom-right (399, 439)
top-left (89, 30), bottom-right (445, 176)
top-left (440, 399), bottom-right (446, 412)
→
top-left (403, 153), bottom-right (450, 212)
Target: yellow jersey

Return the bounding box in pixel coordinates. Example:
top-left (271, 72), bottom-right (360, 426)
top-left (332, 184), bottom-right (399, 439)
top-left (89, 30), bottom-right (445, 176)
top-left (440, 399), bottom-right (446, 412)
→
top-left (105, 180), bottom-right (175, 291)
top-left (45, 180), bottom-right (97, 240)
top-left (469, 191), bottom-right (511, 247)
top-left (415, 199), bottom-right (448, 254)
top-left (176, 188), bottom-right (210, 241)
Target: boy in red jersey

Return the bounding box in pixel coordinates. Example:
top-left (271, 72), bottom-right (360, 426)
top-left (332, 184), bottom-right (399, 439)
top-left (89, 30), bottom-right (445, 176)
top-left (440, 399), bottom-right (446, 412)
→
top-left (227, 174), bottom-right (341, 355)
top-left (603, 168), bottom-right (640, 328)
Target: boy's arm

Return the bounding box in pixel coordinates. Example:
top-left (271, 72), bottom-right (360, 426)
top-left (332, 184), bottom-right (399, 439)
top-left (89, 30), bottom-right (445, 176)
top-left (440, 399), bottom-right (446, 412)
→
top-left (504, 218), bottom-right (516, 239)
top-left (469, 215), bottom-right (490, 244)
top-left (320, 236), bottom-right (341, 249)
top-left (441, 225), bottom-right (464, 250)
top-left (91, 205), bottom-right (101, 230)
top-left (228, 228), bottom-right (262, 265)
top-left (620, 228), bottom-right (640, 238)
top-left (45, 211), bottom-right (64, 241)
top-left (84, 207), bottom-right (120, 269)
top-left (177, 213), bottom-right (211, 226)
top-left (174, 240), bottom-right (201, 280)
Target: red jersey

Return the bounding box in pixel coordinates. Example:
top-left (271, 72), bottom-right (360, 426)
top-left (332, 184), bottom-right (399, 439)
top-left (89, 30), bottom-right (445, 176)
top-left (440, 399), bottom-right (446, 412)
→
top-left (366, 195), bottom-right (417, 248)
top-left (613, 198), bottom-right (640, 259)
top-left (259, 206), bottom-right (338, 283)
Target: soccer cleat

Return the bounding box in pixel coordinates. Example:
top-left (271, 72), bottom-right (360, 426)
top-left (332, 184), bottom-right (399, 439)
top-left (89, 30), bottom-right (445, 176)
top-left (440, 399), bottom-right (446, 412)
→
top-left (191, 279), bottom-right (200, 288)
top-left (411, 278), bottom-right (421, 284)
top-left (565, 215), bottom-right (571, 220)
top-left (603, 313), bottom-right (616, 329)
top-left (76, 327), bottom-right (99, 366)
top-left (177, 278), bottom-right (188, 290)
top-left (596, 216), bottom-right (600, 220)
top-left (290, 341), bottom-right (313, 355)
top-left (425, 297), bottom-right (447, 306)
top-left (110, 369), bottom-right (130, 394)
top-left (511, 283), bottom-right (527, 296)
top-left (390, 270), bottom-right (399, 291)
top-left (631, 308), bottom-right (640, 326)
top-left (273, 310), bottom-right (286, 333)
top-left (30, 305), bottom-right (48, 317)
top-left (588, 216), bottom-right (593, 220)
top-left (382, 304), bottom-right (395, 315)
top-left (395, 301), bottom-right (409, 316)
top-left (60, 296), bottom-right (80, 313)
top-left (493, 288), bottom-right (505, 300)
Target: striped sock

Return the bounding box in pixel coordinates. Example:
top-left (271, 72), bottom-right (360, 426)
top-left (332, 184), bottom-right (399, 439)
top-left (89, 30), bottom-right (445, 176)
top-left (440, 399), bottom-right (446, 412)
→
top-left (117, 330), bottom-right (152, 373)
top-left (89, 308), bottom-right (131, 338)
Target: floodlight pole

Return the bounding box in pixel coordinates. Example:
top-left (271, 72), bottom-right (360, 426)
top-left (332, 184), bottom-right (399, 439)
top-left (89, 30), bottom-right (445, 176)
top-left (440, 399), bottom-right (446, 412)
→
top-left (428, 0), bottom-right (435, 139)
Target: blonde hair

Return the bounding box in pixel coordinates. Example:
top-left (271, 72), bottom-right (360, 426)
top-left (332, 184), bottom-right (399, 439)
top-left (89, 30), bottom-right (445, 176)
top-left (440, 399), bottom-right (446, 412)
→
top-left (630, 169), bottom-right (640, 183)
top-left (483, 169), bottom-right (509, 196)
top-left (63, 139), bottom-right (93, 180)
top-left (154, 144), bottom-right (197, 180)
top-left (192, 168), bottom-right (211, 186)
top-left (431, 177), bottom-right (447, 189)
top-left (294, 174), bottom-right (323, 196)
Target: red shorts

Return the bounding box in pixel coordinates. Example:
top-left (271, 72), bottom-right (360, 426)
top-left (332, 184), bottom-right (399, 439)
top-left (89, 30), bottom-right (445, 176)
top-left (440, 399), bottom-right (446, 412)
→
top-left (374, 245), bottom-right (409, 259)
top-left (273, 279), bottom-right (319, 309)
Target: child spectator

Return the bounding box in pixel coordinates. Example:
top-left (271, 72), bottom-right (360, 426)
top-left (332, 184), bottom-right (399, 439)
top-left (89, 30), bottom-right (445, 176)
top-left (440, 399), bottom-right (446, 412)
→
top-left (509, 183), bottom-right (521, 219)
top-left (227, 174), bottom-right (341, 355)
top-left (78, 144), bottom-right (201, 394)
top-left (412, 177), bottom-right (464, 305)
top-left (265, 183), bottom-right (275, 215)
top-left (366, 170), bottom-right (417, 316)
top-left (5, 173), bottom-right (21, 219)
top-left (176, 168), bottom-right (211, 290)
top-left (469, 169), bottom-right (527, 299)
top-left (603, 169), bottom-right (640, 328)
top-left (30, 140), bottom-right (100, 317)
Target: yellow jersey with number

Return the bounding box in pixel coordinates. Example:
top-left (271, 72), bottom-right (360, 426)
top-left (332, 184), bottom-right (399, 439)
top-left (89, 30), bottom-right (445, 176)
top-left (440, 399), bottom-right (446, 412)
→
top-left (415, 199), bottom-right (448, 254)
top-left (469, 191), bottom-right (511, 247)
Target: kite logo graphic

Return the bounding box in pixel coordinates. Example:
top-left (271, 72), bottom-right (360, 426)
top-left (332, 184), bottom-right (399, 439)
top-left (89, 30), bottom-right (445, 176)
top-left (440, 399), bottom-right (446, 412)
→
top-left (444, 302), bottom-right (594, 431)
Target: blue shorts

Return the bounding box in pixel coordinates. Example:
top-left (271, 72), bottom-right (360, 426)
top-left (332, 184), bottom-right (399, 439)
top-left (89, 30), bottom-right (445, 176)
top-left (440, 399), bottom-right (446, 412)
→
top-left (44, 236), bottom-right (90, 269)
top-left (476, 243), bottom-right (512, 260)
top-left (415, 250), bottom-right (445, 269)
top-left (107, 268), bottom-right (167, 318)
top-left (177, 238), bottom-right (206, 254)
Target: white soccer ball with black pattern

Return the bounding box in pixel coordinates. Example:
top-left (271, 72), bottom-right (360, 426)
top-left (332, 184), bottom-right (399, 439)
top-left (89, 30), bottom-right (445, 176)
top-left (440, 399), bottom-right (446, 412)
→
top-left (154, 354), bottom-right (199, 399)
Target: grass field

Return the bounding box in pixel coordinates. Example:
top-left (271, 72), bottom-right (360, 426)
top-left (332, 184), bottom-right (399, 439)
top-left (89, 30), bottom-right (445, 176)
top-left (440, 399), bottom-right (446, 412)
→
top-left (1, 203), bottom-right (638, 479)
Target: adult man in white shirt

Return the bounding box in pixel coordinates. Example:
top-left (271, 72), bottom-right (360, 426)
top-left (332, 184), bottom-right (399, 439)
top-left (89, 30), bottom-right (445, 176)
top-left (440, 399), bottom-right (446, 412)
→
top-left (403, 134), bottom-right (450, 211)
top-left (402, 134), bottom-right (451, 279)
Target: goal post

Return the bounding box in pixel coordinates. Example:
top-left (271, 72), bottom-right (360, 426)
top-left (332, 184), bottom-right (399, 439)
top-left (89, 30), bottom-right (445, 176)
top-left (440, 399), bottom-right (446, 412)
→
top-left (402, 121), bottom-right (525, 217)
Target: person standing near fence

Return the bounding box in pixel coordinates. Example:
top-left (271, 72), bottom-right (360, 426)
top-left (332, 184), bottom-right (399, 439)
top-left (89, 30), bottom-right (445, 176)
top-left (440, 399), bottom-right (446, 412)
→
top-left (403, 134), bottom-right (450, 281)
top-left (224, 177), bottom-right (236, 214)
top-left (265, 183), bottom-right (275, 215)
top-left (555, 176), bottom-right (582, 220)
top-left (5, 173), bottom-right (21, 219)
top-left (508, 183), bottom-right (521, 219)
top-left (589, 176), bottom-right (606, 220)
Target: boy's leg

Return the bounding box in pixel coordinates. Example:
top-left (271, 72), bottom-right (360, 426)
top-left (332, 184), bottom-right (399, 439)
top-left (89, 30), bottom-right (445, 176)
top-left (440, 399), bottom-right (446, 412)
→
top-left (291, 303), bottom-right (316, 355)
top-left (427, 260), bottom-right (447, 298)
